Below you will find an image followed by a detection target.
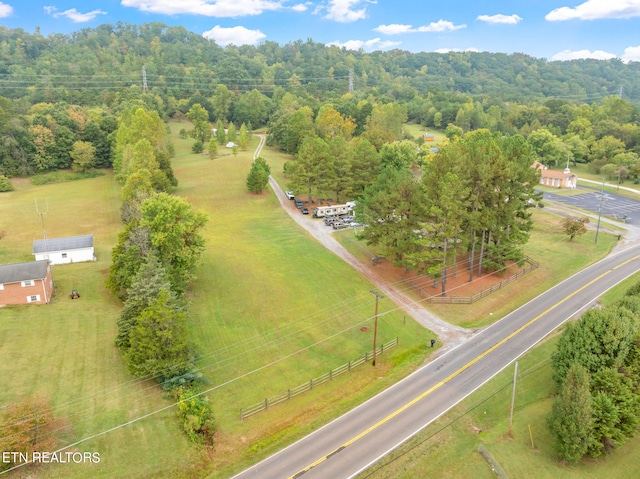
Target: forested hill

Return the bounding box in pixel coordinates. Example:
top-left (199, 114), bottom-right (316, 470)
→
top-left (1, 22), bottom-right (639, 104)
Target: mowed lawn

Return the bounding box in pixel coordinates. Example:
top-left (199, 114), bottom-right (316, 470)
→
top-left (0, 173), bottom-right (199, 478)
top-left (167, 123), bottom-right (434, 477)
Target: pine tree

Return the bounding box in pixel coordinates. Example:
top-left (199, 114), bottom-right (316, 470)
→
top-left (548, 362), bottom-right (594, 462)
top-left (125, 289), bottom-right (194, 378)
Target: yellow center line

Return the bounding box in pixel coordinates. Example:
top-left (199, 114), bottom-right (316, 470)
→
top-left (288, 255), bottom-right (640, 478)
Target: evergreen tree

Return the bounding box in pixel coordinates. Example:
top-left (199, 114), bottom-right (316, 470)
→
top-left (125, 289), bottom-right (194, 378)
top-left (209, 137), bottom-right (218, 158)
top-left (548, 362), bottom-right (595, 462)
top-left (116, 254), bottom-right (172, 349)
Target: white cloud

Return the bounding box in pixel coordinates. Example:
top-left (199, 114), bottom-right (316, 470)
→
top-left (202, 25), bottom-right (266, 45)
top-left (0, 2), bottom-right (13, 17)
top-left (324, 0), bottom-right (368, 23)
top-left (122, 0), bottom-right (284, 17)
top-left (374, 20), bottom-right (466, 34)
top-left (328, 38), bottom-right (401, 51)
top-left (546, 0), bottom-right (640, 21)
top-left (291, 3), bottom-right (307, 11)
top-left (43, 6), bottom-right (57, 14)
top-left (477, 14), bottom-right (522, 24)
top-left (416, 20), bottom-right (466, 32)
top-left (374, 24), bottom-right (413, 35)
top-left (622, 45), bottom-right (640, 62)
top-left (551, 49), bottom-right (617, 60)
top-left (434, 47), bottom-right (479, 54)
top-left (52, 8), bottom-right (107, 22)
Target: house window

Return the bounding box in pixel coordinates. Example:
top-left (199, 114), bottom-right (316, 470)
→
top-left (61, 253), bottom-right (68, 258)
top-left (21, 280), bottom-right (34, 287)
top-left (27, 295), bottom-right (41, 303)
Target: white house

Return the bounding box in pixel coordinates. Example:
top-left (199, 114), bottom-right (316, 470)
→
top-left (32, 235), bottom-right (95, 265)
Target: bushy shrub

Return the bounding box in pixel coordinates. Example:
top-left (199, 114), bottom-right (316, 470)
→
top-left (0, 175), bottom-right (14, 192)
top-left (173, 387), bottom-right (216, 445)
top-left (192, 139), bottom-right (204, 153)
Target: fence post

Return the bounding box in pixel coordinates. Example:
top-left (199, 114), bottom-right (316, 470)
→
top-left (264, 398), bottom-right (268, 410)
top-left (310, 379), bottom-right (313, 390)
top-left (330, 369), bottom-right (333, 380)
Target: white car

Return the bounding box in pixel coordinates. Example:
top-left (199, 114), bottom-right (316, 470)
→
top-left (285, 191), bottom-right (295, 200)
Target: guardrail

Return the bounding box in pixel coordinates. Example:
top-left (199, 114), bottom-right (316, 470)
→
top-left (240, 337), bottom-right (399, 420)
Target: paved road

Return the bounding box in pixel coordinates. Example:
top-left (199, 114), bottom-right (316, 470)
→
top-left (232, 172), bottom-right (640, 477)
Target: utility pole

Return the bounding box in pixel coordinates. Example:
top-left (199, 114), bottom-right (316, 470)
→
top-left (508, 361), bottom-right (518, 435)
top-left (370, 289), bottom-right (384, 366)
top-left (595, 177), bottom-right (605, 244)
top-left (35, 199), bottom-right (49, 257)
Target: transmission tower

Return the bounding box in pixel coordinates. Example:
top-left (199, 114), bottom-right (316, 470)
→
top-left (142, 64), bottom-right (148, 93)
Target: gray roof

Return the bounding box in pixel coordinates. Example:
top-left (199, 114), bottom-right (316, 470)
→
top-left (0, 260), bottom-right (49, 284)
top-left (32, 234), bottom-right (93, 254)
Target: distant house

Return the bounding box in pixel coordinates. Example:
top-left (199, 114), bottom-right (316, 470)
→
top-left (0, 260), bottom-right (53, 306)
top-left (32, 234), bottom-right (94, 265)
top-left (532, 161), bottom-right (577, 189)
top-left (423, 133), bottom-right (435, 142)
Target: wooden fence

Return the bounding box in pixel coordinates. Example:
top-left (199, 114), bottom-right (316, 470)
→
top-left (240, 337), bottom-right (399, 420)
top-left (418, 257), bottom-right (539, 305)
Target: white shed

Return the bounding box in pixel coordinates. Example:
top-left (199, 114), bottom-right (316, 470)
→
top-left (32, 235), bottom-right (95, 265)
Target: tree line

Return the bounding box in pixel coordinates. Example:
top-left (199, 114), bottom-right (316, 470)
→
top-left (107, 105), bottom-right (214, 445)
top-left (549, 282), bottom-right (640, 462)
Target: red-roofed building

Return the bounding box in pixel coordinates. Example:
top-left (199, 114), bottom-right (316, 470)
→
top-left (532, 161), bottom-right (577, 189)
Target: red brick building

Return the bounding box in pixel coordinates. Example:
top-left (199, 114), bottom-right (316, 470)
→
top-left (0, 260), bottom-right (53, 306)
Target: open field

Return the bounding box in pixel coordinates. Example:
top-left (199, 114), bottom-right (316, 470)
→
top-left (355, 274), bottom-right (640, 479)
top-left (402, 123), bottom-right (446, 144)
top-left (0, 123), bottom-right (627, 479)
top-left (0, 174), bottom-right (200, 478)
top-left (167, 124), bottom-right (435, 477)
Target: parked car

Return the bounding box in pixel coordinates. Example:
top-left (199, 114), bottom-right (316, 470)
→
top-left (333, 222), bottom-right (349, 230)
top-left (324, 216), bottom-right (338, 225)
top-left (285, 191), bottom-right (295, 200)
top-left (301, 207), bottom-right (309, 214)
top-left (294, 199), bottom-right (304, 208)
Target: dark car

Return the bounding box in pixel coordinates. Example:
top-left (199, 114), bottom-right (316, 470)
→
top-left (294, 199), bottom-right (304, 208)
top-left (301, 207), bottom-right (309, 214)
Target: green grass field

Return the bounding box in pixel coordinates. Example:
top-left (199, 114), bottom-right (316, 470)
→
top-left (0, 124), bottom-right (434, 478)
top-left (0, 174), bottom-right (200, 478)
top-left (0, 122), bottom-right (629, 479)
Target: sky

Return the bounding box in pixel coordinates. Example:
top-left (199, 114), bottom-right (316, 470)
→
top-left (0, 0), bottom-right (640, 62)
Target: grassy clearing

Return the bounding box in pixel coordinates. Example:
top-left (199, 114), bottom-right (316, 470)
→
top-left (402, 123), bottom-right (446, 144)
top-left (167, 124), bottom-right (435, 476)
top-left (0, 174), bottom-right (199, 478)
top-left (356, 275), bottom-right (640, 479)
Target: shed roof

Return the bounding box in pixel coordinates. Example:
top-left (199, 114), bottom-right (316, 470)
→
top-left (32, 234), bottom-right (93, 254)
top-left (0, 260), bottom-right (49, 284)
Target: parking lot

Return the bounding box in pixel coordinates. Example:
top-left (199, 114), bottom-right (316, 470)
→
top-left (542, 186), bottom-right (640, 226)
